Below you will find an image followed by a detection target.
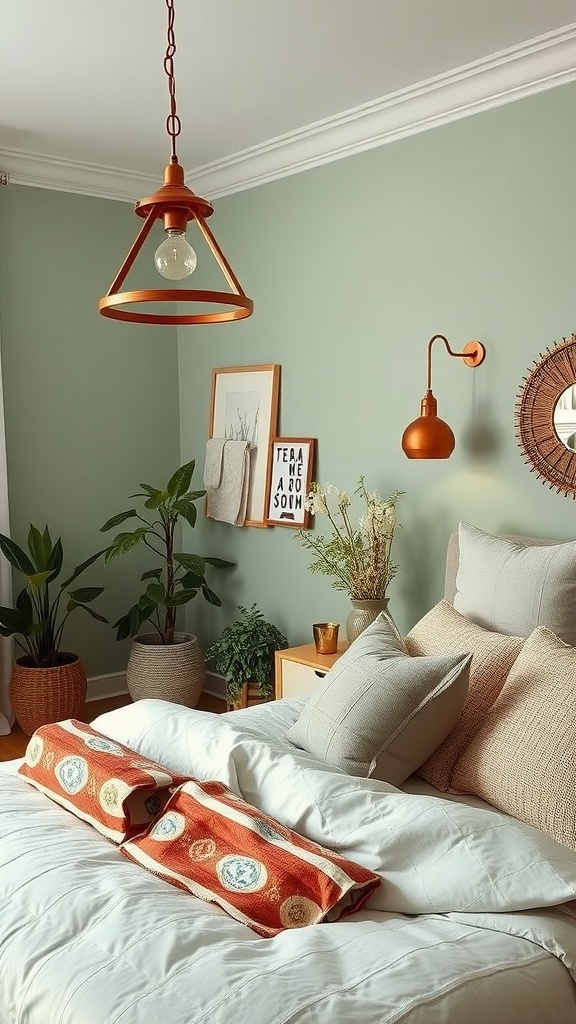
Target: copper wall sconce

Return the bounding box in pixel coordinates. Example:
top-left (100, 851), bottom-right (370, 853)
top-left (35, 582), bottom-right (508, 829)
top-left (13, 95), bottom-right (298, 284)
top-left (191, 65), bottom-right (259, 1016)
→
top-left (402, 334), bottom-right (486, 459)
top-left (99, 0), bottom-right (253, 326)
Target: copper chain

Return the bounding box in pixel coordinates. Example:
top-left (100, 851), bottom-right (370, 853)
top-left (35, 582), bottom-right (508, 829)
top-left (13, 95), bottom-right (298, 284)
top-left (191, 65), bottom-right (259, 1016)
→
top-left (164, 0), bottom-right (181, 162)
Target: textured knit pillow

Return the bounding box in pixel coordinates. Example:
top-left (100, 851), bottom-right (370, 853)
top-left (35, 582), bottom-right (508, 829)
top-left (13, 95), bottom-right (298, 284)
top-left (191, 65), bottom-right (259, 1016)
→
top-left (454, 521), bottom-right (576, 645)
top-left (19, 719), bottom-right (185, 842)
top-left (404, 601), bottom-right (524, 791)
top-left (286, 613), bottom-right (471, 786)
top-left (120, 778), bottom-right (380, 936)
top-left (451, 627), bottom-right (576, 850)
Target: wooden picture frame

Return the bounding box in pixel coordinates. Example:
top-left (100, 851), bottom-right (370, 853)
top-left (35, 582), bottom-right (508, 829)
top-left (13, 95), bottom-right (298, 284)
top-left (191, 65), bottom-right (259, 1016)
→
top-left (265, 438), bottom-right (316, 528)
top-left (209, 365), bottom-right (280, 527)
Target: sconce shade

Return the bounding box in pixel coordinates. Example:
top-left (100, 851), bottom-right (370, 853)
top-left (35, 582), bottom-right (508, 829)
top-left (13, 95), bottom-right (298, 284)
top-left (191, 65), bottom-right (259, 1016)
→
top-left (402, 392), bottom-right (456, 459)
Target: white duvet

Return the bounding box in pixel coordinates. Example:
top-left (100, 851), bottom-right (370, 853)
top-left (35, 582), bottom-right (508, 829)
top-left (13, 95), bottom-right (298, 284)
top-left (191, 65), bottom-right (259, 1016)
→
top-left (1, 697), bottom-right (576, 1024)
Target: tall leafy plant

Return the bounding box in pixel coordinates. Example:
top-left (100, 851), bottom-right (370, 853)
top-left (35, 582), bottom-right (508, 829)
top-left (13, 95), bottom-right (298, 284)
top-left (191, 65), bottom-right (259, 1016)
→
top-left (101, 460), bottom-right (234, 644)
top-left (0, 525), bottom-right (107, 667)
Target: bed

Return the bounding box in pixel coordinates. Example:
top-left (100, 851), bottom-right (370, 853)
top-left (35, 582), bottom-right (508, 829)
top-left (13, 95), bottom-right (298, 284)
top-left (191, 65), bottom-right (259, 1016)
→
top-left (1, 523), bottom-right (576, 1024)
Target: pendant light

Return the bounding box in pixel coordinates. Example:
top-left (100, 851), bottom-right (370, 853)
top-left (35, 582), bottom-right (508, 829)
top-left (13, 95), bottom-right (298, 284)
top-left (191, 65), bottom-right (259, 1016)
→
top-left (402, 335), bottom-right (486, 459)
top-left (99, 0), bottom-right (253, 326)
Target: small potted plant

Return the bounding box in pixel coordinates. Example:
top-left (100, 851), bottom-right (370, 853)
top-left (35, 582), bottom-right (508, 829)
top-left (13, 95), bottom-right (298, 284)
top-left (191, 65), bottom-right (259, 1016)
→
top-left (100, 459), bottom-right (234, 707)
top-left (0, 525), bottom-right (107, 736)
top-left (205, 604), bottom-right (289, 710)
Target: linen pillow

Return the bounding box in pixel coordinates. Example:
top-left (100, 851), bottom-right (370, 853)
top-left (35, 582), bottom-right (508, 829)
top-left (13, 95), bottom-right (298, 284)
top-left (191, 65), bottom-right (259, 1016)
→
top-left (454, 521), bottom-right (576, 645)
top-left (19, 719), bottom-right (185, 842)
top-left (404, 601), bottom-right (524, 791)
top-left (120, 778), bottom-right (380, 937)
top-left (285, 613), bottom-right (471, 786)
top-left (451, 627), bottom-right (576, 850)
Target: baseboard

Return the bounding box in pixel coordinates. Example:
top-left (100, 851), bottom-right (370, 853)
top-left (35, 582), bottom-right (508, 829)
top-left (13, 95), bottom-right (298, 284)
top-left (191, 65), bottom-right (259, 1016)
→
top-left (86, 670), bottom-right (227, 703)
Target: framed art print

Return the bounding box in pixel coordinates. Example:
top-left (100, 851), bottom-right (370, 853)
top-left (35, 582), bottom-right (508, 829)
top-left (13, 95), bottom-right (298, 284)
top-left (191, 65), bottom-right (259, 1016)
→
top-left (209, 365), bottom-right (280, 527)
top-left (266, 438), bottom-right (316, 528)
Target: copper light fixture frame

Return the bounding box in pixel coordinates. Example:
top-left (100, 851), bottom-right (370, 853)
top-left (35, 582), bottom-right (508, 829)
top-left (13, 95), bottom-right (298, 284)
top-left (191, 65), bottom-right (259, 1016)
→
top-left (402, 334), bottom-right (486, 459)
top-left (515, 333), bottom-right (576, 499)
top-left (99, 0), bottom-right (253, 326)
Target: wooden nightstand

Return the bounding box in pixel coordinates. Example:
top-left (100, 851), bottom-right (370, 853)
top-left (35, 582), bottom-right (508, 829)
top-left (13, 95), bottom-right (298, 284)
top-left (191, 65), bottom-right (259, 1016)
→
top-left (275, 642), bottom-right (347, 700)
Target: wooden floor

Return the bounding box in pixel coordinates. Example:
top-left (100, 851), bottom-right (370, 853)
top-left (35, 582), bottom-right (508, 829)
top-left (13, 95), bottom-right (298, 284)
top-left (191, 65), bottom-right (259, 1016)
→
top-left (0, 691), bottom-right (226, 761)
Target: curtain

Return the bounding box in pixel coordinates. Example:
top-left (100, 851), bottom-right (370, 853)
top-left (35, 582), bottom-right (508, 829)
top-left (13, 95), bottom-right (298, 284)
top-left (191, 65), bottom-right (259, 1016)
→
top-left (0, 323), bottom-right (12, 736)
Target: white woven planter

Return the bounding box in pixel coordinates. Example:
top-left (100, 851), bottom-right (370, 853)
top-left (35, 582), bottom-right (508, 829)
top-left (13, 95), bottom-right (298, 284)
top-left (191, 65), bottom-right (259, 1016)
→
top-left (126, 632), bottom-right (205, 708)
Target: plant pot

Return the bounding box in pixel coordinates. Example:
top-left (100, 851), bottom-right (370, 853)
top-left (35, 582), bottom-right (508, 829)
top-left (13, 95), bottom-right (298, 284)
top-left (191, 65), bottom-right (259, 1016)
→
top-left (227, 679), bottom-right (273, 712)
top-left (126, 632), bottom-right (205, 708)
top-left (9, 653), bottom-right (88, 737)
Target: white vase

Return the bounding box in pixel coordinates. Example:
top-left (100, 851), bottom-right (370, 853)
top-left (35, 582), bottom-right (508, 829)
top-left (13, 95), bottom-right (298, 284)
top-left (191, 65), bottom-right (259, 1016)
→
top-left (345, 598), bottom-right (389, 644)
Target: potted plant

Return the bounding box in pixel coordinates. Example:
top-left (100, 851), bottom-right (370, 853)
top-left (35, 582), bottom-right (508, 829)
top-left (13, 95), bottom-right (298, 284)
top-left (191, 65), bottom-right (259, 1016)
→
top-left (0, 525), bottom-right (107, 736)
top-left (100, 459), bottom-right (234, 707)
top-left (205, 604), bottom-right (289, 710)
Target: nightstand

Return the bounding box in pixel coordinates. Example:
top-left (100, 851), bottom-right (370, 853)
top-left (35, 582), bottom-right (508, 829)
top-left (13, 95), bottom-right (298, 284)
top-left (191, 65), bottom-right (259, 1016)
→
top-left (275, 642), bottom-right (347, 700)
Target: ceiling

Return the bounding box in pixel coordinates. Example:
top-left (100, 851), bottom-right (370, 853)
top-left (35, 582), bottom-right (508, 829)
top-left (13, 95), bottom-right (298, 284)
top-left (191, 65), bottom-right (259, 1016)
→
top-left (1, 0), bottom-right (576, 202)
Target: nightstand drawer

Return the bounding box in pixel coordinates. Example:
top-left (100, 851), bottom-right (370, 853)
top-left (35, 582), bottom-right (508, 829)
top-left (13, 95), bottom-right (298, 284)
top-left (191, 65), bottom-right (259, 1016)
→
top-left (280, 660), bottom-right (329, 700)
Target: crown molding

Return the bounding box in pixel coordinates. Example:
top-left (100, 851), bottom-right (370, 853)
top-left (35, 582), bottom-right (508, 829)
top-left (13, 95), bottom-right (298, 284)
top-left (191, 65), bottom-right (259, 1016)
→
top-left (2, 23), bottom-right (575, 204)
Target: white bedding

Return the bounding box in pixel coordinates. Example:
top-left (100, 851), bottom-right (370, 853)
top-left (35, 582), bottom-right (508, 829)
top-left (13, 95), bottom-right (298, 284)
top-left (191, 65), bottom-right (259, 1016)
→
top-left (1, 697), bottom-right (576, 1024)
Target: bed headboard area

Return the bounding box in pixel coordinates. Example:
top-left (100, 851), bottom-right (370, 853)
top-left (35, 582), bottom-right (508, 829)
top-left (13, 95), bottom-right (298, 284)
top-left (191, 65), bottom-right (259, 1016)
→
top-left (444, 529), bottom-right (563, 605)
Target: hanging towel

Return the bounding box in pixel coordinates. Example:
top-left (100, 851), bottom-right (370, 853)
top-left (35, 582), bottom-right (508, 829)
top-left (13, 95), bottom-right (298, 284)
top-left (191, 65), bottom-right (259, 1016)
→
top-left (205, 439), bottom-right (251, 526)
top-left (203, 438), bottom-right (227, 489)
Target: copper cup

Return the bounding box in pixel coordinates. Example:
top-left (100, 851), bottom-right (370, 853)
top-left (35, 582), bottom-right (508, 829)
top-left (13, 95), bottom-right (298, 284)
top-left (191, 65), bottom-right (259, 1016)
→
top-left (312, 622), bottom-right (340, 655)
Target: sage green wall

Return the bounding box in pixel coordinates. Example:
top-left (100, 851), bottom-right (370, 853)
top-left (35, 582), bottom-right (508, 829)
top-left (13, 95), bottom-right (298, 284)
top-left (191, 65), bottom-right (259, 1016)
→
top-left (0, 185), bottom-right (180, 675)
top-left (178, 82), bottom-right (576, 650)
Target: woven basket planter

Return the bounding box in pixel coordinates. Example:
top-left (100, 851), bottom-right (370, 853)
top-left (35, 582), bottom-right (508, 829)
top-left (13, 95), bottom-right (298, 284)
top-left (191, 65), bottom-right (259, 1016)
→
top-left (126, 632), bottom-right (205, 708)
top-left (10, 653), bottom-right (88, 737)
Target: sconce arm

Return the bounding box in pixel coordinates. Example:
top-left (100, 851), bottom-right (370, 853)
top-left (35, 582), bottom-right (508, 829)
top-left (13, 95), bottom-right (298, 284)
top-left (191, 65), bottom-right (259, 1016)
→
top-left (426, 335), bottom-right (486, 392)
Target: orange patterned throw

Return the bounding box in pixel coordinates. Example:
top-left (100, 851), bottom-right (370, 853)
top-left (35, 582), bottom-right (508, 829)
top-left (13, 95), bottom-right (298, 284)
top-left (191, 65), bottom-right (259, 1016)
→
top-left (19, 720), bottom-right (185, 843)
top-left (120, 779), bottom-right (381, 936)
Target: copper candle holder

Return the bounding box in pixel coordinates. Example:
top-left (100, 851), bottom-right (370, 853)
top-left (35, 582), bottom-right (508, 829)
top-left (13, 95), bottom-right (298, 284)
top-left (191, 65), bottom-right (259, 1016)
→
top-left (312, 622), bottom-right (340, 655)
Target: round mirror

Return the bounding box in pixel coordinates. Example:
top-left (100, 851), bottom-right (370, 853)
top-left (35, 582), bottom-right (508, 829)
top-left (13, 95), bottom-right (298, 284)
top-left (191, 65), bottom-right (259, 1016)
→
top-left (516, 333), bottom-right (576, 498)
top-left (554, 384), bottom-right (576, 452)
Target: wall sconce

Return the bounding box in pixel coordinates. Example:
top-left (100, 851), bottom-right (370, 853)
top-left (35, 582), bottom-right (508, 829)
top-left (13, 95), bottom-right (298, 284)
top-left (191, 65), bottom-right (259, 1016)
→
top-left (402, 334), bottom-right (486, 459)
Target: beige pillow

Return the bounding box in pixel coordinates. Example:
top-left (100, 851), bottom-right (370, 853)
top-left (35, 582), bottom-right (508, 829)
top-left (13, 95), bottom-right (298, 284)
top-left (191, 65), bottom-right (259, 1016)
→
top-left (454, 521), bottom-right (576, 646)
top-left (286, 613), bottom-right (471, 787)
top-left (405, 601), bottom-right (524, 791)
top-left (452, 627), bottom-right (576, 850)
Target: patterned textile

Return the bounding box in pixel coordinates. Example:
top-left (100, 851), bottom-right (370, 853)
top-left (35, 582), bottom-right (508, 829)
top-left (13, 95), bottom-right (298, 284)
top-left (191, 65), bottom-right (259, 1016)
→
top-left (19, 719), bottom-right (185, 842)
top-left (286, 613), bottom-right (471, 786)
top-left (452, 627), bottom-right (576, 850)
top-left (405, 601), bottom-right (524, 791)
top-left (120, 778), bottom-right (381, 937)
top-left (454, 521), bottom-right (576, 645)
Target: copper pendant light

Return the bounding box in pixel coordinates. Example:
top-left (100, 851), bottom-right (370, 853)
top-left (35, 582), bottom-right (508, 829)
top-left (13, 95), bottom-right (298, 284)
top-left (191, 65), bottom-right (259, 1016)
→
top-left (99, 0), bottom-right (253, 326)
top-left (402, 335), bottom-right (486, 459)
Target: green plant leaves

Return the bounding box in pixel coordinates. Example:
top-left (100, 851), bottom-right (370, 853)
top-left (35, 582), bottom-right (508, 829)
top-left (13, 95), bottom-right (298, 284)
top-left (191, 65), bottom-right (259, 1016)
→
top-left (141, 568), bottom-right (162, 582)
top-left (104, 529), bottom-right (148, 564)
top-left (164, 588), bottom-right (198, 607)
top-left (167, 460), bottom-right (195, 499)
top-left (27, 524), bottom-right (53, 570)
top-left (173, 500), bottom-right (197, 529)
top-left (203, 556), bottom-right (236, 569)
top-left (0, 535), bottom-right (35, 575)
top-left (174, 552), bottom-right (205, 575)
top-left (201, 585), bottom-right (222, 606)
top-left (68, 587), bottom-right (105, 604)
top-left (100, 509), bottom-right (138, 532)
top-left (145, 582), bottom-right (166, 604)
top-left (66, 600), bottom-right (108, 623)
top-left (61, 548), bottom-right (107, 589)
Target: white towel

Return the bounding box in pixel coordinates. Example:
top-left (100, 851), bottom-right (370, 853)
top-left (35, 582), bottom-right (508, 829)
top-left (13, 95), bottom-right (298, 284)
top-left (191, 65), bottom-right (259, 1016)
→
top-left (205, 439), bottom-right (251, 526)
top-left (203, 438), bottom-right (227, 489)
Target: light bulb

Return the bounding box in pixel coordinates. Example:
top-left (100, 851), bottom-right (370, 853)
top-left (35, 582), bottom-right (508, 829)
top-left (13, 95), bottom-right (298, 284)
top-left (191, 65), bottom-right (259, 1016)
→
top-left (154, 229), bottom-right (197, 280)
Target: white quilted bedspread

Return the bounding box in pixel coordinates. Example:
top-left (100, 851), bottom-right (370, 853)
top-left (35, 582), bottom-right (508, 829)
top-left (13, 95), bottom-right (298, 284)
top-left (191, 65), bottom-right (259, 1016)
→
top-left (1, 697), bottom-right (576, 1024)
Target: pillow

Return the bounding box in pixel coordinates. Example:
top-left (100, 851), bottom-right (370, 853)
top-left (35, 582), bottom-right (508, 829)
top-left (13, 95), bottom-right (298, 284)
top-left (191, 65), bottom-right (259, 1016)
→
top-left (451, 627), bottom-right (576, 850)
top-left (18, 719), bottom-right (185, 842)
top-left (120, 778), bottom-right (380, 936)
top-left (404, 601), bottom-right (524, 790)
top-left (454, 521), bottom-right (576, 645)
top-left (285, 613), bottom-right (471, 786)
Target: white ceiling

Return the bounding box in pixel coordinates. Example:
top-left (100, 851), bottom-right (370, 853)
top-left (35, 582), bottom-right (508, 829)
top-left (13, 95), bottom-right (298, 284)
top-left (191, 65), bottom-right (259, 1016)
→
top-left (1, 0), bottom-right (576, 202)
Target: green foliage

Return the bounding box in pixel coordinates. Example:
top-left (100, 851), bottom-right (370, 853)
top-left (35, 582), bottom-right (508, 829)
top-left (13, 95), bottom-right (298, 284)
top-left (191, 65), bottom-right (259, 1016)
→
top-left (0, 525), bottom-right (107, 668)
top-left (205, 604), bottom-right (288, 704)
top-left (101, 460), bottom-right (235, 644)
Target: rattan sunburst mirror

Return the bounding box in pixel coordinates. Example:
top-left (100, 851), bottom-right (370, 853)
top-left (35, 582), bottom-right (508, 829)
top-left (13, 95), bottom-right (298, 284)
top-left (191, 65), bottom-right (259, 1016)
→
top-left (516, 333), bottom-right (576, 499)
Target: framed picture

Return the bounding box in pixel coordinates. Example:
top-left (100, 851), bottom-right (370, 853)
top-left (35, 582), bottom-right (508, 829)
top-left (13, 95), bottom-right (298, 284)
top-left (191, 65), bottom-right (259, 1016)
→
top-left (209, 365), bottom-right (280, 527)
top-left (266, 438), bottom-right (316, 528)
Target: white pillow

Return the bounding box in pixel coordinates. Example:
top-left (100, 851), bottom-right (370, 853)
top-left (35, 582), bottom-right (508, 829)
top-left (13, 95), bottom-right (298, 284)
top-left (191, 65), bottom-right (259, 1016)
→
top-left (454, 522), bottom-right (576, 645)
top-left (285, 613), bottom-right (471, 786)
